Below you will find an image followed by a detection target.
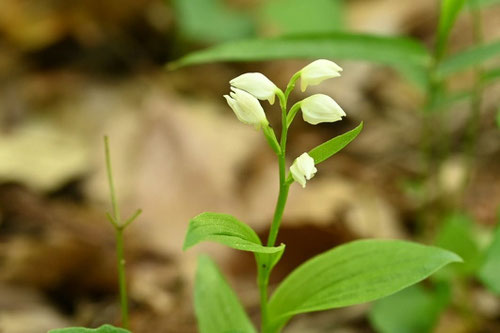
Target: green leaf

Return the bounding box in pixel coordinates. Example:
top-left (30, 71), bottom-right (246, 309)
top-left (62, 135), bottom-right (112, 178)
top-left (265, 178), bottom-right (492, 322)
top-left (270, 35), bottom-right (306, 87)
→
top-left (172, 0), bottom-right (255, 43)
top-left (267, 239), bottom-right (461, 328)
top-left (195, 255), bottom-right (257, 333)
top-left (434, 212), bottom-right (482, 276)
top-left (48, 325), bottom-right (130, 333)
top-left (308, 122), bottom-right (363, 164)
top-left (478, 223), bottom-right (500, 294)
top-left (169, 33), bottom-right (431, 81)
top-left (482, 67), bottom-right (500, 84)
top-left (474, 0), bottom-right (500, 7)
top-left (436, 40), bottom-right (500, 77)
top-left (436, 0), bottom-right (466, 59)
top-left (184, 212), bottom-right (284, 254)
top-left (369, 284), bottom-right (448, 333)
top-left (261, 0), bottom-right (344, 35)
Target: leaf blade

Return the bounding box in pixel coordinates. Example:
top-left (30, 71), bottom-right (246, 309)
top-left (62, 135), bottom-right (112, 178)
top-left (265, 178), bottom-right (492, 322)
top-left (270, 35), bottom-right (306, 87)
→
top-left (267, 240), bottom-right (461, 326)
top-left (169, 33), bottom-right (430, 75)
top-left (184, 212), bottom-right (284, 254)
top-left (436, 40), bottom-right (500, 77)
top-left (195, 255), bottom-right (257, 333)
top-left (308, 122), bottom-right (363, 165)
top-left (436, 0), bottom-right (467, 59)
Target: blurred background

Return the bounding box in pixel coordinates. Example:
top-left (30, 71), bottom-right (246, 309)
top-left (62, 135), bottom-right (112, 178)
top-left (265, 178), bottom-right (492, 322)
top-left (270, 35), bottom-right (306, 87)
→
top-left (0, 0), bottom-right (499, 332)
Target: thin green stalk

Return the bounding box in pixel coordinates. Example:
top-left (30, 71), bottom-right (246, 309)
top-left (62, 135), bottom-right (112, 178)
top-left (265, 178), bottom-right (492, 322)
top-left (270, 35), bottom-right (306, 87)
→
top-left (104, 136), bottom-right (142, 330)
top-left (258, 73), bottom-right (300, 333)
top-left (115, 229), bottom-right (129, 329)
top-left (105, 136), bottom-right (121, 223)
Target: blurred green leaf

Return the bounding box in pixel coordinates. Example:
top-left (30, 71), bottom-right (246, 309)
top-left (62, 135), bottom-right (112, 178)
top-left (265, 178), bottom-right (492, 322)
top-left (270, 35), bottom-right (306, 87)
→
top-left (184, 212), bottom-right (284, 254)
top-left (434, 213), bottom-right (482, 276)
top-left (370, 285), bottom-right (447, 333)
top-left (261, 0), bottom-right (344, 35)
top-left (436, 40), bottom-right (500, 77)
top-left (482, 67), bottom-right (500, 84)
top-left (474, 0), bottom-right (500, 6)
top-left (430, 90), bottom-right (472, 111)
top-left (173, 0), bottom-right (255, 43)
top-left (169, 33), bottom-right (431, 84)
top-left (49, 325), bottom-right (130, 333)
top-left (308, 122), bottom-right (363, 165)
top-left (195, 256), bottom-right (257, 333)
top-left (478, 223), bottom-right (500, 294)
top-left (436, 0), bottom-right (466, 59)
top-left (267, 240), bottom-right (461, 329)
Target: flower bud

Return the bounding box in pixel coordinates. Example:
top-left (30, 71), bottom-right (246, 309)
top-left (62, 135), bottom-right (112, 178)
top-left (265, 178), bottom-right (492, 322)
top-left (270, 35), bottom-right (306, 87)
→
top-left (300, 94), bottom-right (346, 125)
top-left (290, 153), bottom-right (317, 188)
top-left (300, 59), bottom-right (343, 92)
top-left (224, 87), bottom-right (269, 129)
top-left (230, 73), bottom-right (279, 104)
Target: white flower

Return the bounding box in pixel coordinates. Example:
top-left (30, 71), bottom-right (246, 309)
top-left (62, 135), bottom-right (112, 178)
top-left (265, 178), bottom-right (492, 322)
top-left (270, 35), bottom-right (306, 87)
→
top-left (290, 153), bottom-right (317, 188)
top-left (300, 94), bottom-right (346, 125)
top-left (300, 59), bottom-right (343, 92)
top-left (224, 87), bottom-right (268, 129)
top-left (230, 73), bottom-right (279, 105)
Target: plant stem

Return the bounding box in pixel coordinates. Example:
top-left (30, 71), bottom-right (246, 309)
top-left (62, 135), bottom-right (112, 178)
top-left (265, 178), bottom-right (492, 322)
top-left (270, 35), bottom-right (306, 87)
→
top-left (258, 73), bottom-right (300, 332)
top-left (115, 228), bottom-right (129, 329)
top-left (104, 136), bottom-right (141, 330)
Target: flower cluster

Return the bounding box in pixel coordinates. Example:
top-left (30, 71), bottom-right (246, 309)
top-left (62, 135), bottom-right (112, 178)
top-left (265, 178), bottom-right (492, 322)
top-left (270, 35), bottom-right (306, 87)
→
top-left (224, 59), bottom-right (345, 188)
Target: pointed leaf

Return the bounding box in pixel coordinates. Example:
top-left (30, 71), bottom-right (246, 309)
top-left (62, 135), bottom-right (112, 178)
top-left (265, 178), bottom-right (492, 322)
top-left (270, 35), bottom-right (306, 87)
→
top-left (48, 325), bottom-right (131, 333)
top-left (267, 240), bottom-right (461, 327)
top-left (184, 212), bottom-right (284, 254)
top-left (169, 33), bottom-right (431, 85)
top-left (436, 0), bottom-right (466, 59)
top-left (195, 255), bottom-right (257, 333)
top-left (436, 40), bottom-right (500, 77)
top-left (308, 122), bottom-right (363, 165)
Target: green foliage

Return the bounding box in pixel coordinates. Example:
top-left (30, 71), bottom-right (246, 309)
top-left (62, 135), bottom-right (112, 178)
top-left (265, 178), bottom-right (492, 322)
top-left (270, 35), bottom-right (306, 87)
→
top-left (308, 122), bottom-right (363, 164)
top-left (435, 0), bottom-right (466, 59)
top-left (183, 212), bottom-right (285, 254)
top-left (369, 284), bottom-right (450, 333)
top-left (475, 0), bottom-right (500, 6)
top-left (195, 256), bottom-right (257, 333)
top-left (172, 0), bottom-right (255, 43)
top-left (261, 0), bottom-right (344, 34)
top-left (436, 40), bottom-right (500, 77)
top-left (478, 223), bottom-right (500, 294)
top-left (434, 213), bottom-right (482, 276)
top-left (266, 240), bottom-right (461, 328)
top-left (48, 325), bottom-right (130, 333)
top-left (169, 33), bottom-right (430, 79)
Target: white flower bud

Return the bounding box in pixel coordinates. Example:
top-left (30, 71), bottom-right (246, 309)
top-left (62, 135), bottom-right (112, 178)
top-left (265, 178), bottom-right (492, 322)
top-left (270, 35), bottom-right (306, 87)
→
top-left (224, 87), bottom-right (269, 129)
top-left (290, 153), bottom-right (317, 188)
top-left (230, 73), bottom-right (279, 105)
top-left (300, 94), bottom-right (346, 125)
top-left (300, 59), bottom-right (343, 92)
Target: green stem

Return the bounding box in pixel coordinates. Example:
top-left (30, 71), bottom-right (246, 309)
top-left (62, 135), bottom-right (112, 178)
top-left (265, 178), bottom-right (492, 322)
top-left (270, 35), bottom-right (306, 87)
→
top-left (105, 136), bottom-right (121, 223)
top-left (104, 136), bottom-right (140, 330)
top-left (115, 228), bottom-right (129, 329)
top-left (258, 73), bottom-right (301, 332)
